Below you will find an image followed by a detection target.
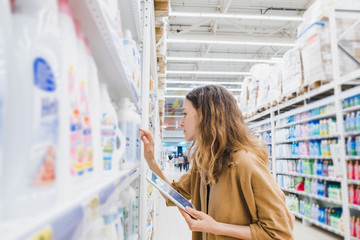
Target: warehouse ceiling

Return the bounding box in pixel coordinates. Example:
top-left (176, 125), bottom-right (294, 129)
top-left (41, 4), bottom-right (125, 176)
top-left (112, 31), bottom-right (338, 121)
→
top-left (159, 0), bottom-right (314, 144)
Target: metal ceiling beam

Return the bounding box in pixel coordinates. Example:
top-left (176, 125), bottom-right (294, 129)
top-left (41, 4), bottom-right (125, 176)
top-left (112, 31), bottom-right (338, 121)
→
top-left (169, 12), bottom-right (303, 21)
top-left (167, 35), bottom-right (295, 47)
top-left (177, 18), bottom-right (211, 35)
top-left (193, 0), bottom-right (232, 78)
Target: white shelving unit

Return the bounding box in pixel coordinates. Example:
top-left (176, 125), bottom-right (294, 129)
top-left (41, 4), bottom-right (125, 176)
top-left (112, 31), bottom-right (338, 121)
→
top-left (0, 0), bottom-right (160, 239)
top-left (0, 167), bottom-right (140, 239)
top-left (291, 211), bottom-right (345, 237)
top-left (70, 0), bottom-right (141, 109)
top-left (246, 2), bottom-right (360, 238)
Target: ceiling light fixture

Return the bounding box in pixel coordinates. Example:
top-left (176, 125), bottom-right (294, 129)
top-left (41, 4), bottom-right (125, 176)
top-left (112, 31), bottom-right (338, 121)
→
top-left (169, 11), bottom-right (303, 22)
top-left (166, 56), bottom-right (283, 63)
top-left (166, 80), bottom-right (242, 85)
top-left (166, 70), bottom-right (250, 75)
top-left (165, 87), bottom-right (241, 92)
top-left (165, 95), bottom-right (186, 98)
top-left (167, 38), bottom-right (295, 47)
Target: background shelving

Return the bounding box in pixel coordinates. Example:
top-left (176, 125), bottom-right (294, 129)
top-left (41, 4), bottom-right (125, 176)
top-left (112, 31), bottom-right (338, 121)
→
top-left (246, 1), bottom-right (360, 238)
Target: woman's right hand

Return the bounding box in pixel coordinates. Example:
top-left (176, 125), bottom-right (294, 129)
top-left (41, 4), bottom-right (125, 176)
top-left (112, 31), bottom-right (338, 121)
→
top-left (139, 128), bottom-right (156, 168)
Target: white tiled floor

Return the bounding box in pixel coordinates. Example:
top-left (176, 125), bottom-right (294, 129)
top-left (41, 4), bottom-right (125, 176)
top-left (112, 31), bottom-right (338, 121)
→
top-left (153, 166), bottom-right (343, 240)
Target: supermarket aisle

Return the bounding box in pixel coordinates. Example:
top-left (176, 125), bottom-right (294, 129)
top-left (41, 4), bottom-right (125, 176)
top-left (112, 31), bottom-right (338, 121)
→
top-left (154, 165), bottom-right (342, 240)
top-left (154, 165), bottom-right (192, 240)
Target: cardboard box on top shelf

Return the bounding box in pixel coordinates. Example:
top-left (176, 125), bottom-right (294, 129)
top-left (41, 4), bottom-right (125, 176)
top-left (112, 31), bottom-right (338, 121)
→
top-left (154, 0), bottom-right (169, 17)
top-left (250, 64), bottom-right (271, 111)
top-left (336, 18), bottom-right (360, 73)
top-left (239, 77), bottom-right (250, 115)
top-left (157, 56), bottom-right (166, 67)
top-left (282, 48), bottom-right (303, 97)
top-left (158, 77), bottom-right (165, 90)
top-left (268, 63), bottom-right (283, 106)
top-left (156, 27), bottom-right (164, 42)
top-left (246, 77), bottom-right (259, 115)
top-left (297, 21), bottom-right (333, 86)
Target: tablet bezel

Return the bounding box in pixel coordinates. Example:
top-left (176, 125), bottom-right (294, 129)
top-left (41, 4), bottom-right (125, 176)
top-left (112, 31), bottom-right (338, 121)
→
top-left (146, 170), bottom-right (198, 219)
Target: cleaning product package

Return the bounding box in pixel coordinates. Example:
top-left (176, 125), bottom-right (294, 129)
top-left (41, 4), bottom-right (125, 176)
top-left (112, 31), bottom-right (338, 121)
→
top-left (100, 84), bottom-right (126, 173)
top-left (0, 0), bottom-right (13, 219)
top-left (3, 0), bottom-right (61, 218)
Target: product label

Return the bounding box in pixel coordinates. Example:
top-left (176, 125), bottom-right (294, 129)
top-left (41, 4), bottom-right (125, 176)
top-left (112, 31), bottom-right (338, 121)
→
top-left (119, 121), bottom-right (135, 162)
top-left (101, 113), bottom-right (116, 170)
top-left (68, 65), bottom-right (84, 176)
top-left (30, 58), bottom-right (58, 187)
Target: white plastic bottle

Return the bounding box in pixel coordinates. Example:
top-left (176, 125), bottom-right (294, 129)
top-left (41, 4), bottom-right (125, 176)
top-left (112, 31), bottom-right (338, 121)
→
top-left (123, 30), bottom-right (141, 91)
top-left (74, 18), bottom-right (93, 177)
top-left (100, 84), bottom-right (126, 174)
top-left (3, 0), bottom-right (61, 218)
top-left (117, 98), bottom-right (141, 169)
top-left (57, 0), bottom-right (84, 196)
top-left (0, 0), bottom-right (13, 219)
top-left (85, 38), bottom-right (102, 179)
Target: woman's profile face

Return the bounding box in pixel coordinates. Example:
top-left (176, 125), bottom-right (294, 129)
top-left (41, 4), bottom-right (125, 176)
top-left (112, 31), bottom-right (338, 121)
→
top-left (180, 99), bottom-right (198, 142)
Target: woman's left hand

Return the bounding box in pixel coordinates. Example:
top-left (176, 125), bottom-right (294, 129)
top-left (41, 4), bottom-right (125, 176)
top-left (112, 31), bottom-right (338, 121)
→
top-left (179, 206), bottom-right (219, 235)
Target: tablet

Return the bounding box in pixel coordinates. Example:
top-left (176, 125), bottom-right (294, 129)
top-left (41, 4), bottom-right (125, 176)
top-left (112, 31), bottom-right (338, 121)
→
top-left (146, 170), bottom-right (198, 219)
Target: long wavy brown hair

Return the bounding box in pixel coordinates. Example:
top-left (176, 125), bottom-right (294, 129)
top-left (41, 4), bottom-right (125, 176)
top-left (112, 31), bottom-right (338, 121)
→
top-left (186, 85), bottom-right (268, 184)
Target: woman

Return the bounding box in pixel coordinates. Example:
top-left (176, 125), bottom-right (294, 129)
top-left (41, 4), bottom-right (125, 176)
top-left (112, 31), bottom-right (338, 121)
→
top-left (140, 85), bottom-right (294, 240)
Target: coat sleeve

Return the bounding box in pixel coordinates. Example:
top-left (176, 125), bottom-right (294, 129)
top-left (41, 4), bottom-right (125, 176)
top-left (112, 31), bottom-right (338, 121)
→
top-left (165, 168), bottom-right (193, 207)
top-left (237, 152), bottom-right (294, 240)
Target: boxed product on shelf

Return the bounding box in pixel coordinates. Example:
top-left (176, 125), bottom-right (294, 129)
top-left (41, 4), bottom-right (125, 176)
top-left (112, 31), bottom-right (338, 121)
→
top-left (250, 64), bottom-right (271, 109)
top-left (282, 48), bottom-right (303, 97)
top-left (268, 64), bottom-right (283, 105)
top-left (336, 18), bottom-right (360, 73)
top-left (296, 21), bottom-right (333, 86)
top-left (246, 77), bottom-right (259, 114)
top-left (239, 77), bottom-right (250, 114)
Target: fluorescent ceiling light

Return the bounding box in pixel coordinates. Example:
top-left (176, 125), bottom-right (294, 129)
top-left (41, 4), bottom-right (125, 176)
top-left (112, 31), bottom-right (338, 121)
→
top-left (167, 38), bottom-right (295, 47)
top-left (166, 87), bottom-right (241, 92)
top-left (166, 70), bottom-right (250, 75)
top-left (169, 11), bottom-right (303, 22)
top-left (167, 57), bottom-right (283, 63)
top-left (165, 95), bottom-right (186, 98)
top-left (166, 80), bottom-right (242, 85)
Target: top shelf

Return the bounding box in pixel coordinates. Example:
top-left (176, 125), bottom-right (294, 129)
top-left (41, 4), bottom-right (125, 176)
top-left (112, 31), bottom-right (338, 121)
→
top-left (70, 0), bottom-right (141, 110)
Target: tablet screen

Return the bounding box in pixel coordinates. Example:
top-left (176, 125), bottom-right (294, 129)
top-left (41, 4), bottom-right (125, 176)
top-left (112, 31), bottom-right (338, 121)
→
top-left (148, 171), bottom-right (194, 210)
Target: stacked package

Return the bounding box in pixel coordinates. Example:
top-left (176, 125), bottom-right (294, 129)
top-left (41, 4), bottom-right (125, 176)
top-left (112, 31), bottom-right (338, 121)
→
top-left (250, 64), bottom-right (271, 110)
top-left (282, 48), bottom-right (303, 97)
top-left (239, 77), bottom-right (250, 115)
top-left (268, 63), bottom-right (283, 105)
top-left (246, 77), bottom-right (259, 115)
top-left (336, 18), bottom-right (360, 73)
top-left (296, 21), bottom-right (333, 85)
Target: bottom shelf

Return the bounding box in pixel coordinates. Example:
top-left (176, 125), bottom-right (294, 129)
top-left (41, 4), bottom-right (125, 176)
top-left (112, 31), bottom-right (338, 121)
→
top-left (291, 211), bottom-right (344, 237)
top-left (0, 167), bottom-right (141, 239)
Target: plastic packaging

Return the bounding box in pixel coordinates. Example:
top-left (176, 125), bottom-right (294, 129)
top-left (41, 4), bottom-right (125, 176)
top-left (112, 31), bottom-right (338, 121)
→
top-left (117, 98), bottom-right (141, 169)
top-left (282, 48), bottom-right (303, 96)
top-left (2, 0), bottom-right (61, 218)
top-left (85, 38), bottom-right (102, 179)
top-left (100, 84), bottom-right (126, 173)
top-left (57, 0), bottom-right (84, 196)
top-left (0, 0), bottom-right (13, 219)
top-left (123, 30), bottom-right (141, 92)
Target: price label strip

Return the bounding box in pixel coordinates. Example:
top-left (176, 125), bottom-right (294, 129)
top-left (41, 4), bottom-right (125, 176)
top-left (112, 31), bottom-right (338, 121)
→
top-left (30, 227), bottom-right (53, 240)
